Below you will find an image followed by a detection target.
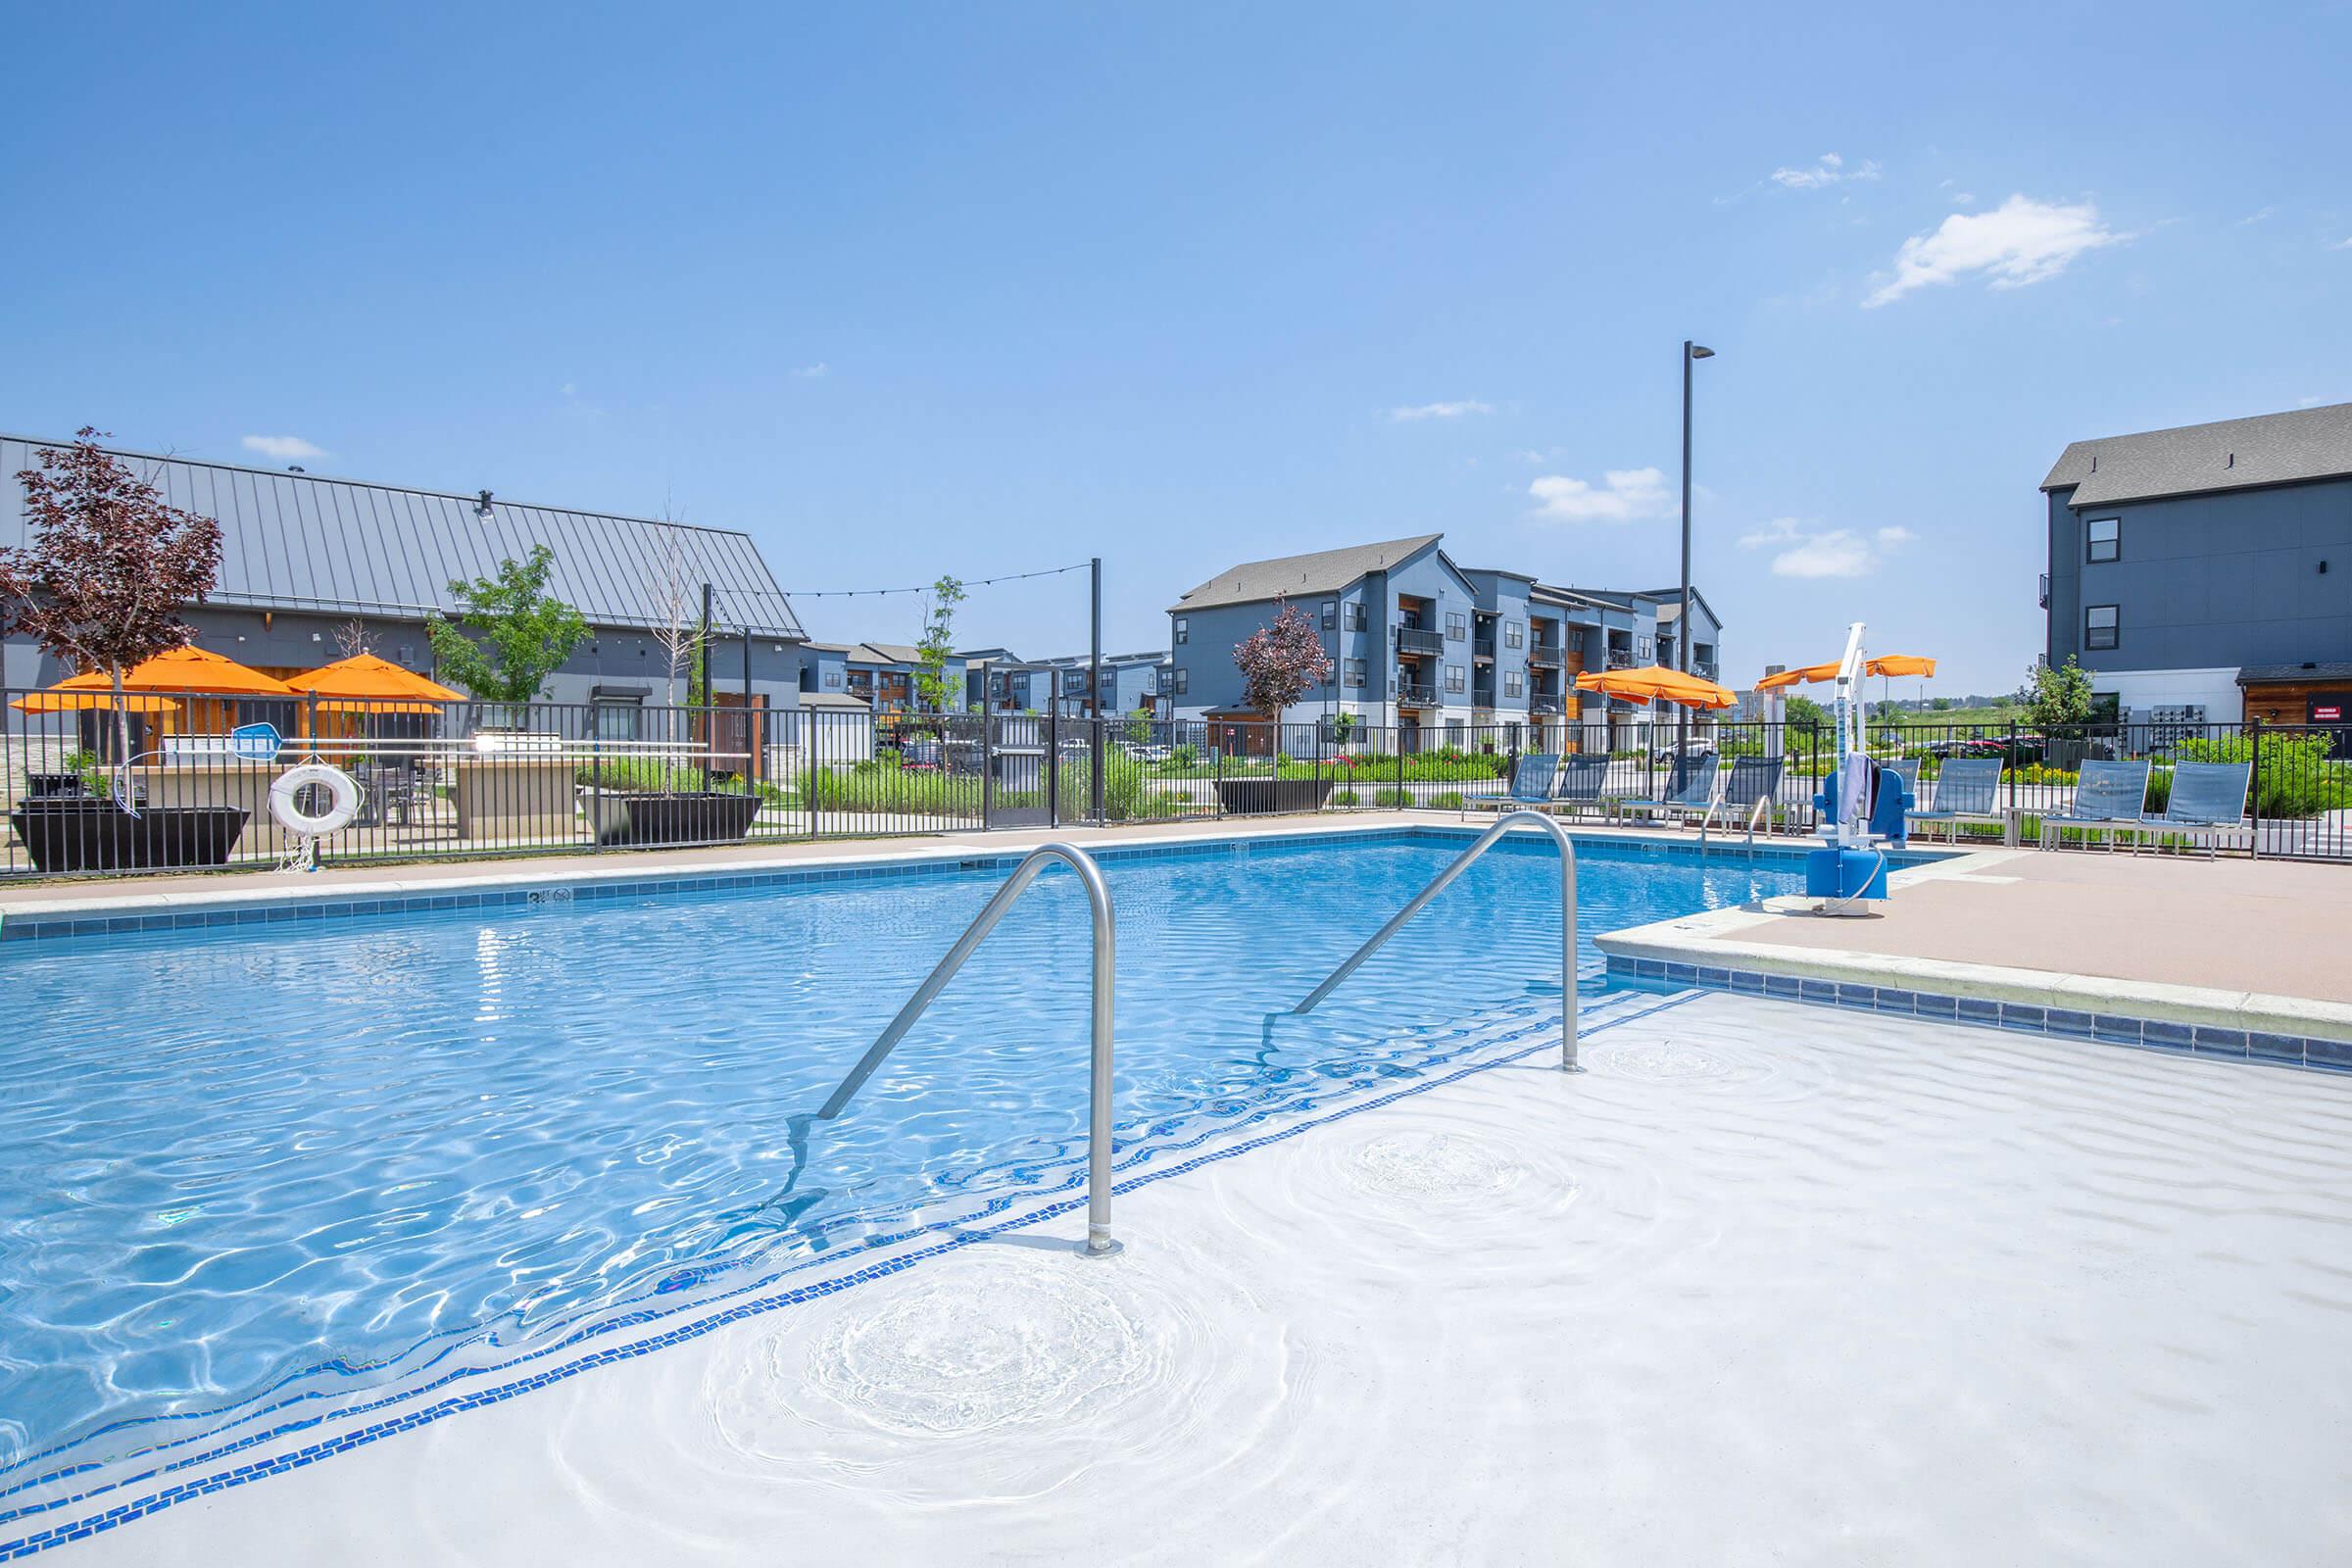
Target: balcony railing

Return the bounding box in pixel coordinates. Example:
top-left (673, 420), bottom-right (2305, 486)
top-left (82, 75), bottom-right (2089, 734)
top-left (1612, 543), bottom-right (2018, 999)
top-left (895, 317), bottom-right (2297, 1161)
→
top-left (1528, 645), bottom-right (1562, 668)
top-left (2039, 572), bottom-right (2050, 610)
top-left (1396, 625), bottom-right (1445, 656)
top-left (1472, 684), bottom-right (1497, 708)
top-left (1395, 681), bottom-right (1440, 707)
top-left (1606, 647), bottom-right (1638, 670)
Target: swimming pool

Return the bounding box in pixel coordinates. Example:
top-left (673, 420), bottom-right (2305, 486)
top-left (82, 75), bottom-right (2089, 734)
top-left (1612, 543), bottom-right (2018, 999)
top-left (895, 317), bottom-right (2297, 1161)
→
top-left (0, 828), bottom-right (1820, 1492)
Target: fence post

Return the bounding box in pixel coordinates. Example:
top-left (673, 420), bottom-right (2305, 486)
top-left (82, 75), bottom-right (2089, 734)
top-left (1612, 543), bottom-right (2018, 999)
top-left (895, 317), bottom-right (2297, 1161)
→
top-left (2006, 718), bottom-right (2020, 817)
top-left (2248, 714), bottom-right (2263, 860)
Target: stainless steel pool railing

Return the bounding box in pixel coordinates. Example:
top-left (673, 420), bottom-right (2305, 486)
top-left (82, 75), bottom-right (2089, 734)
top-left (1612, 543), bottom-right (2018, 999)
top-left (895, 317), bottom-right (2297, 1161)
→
top-left (1293, 810), bottom-right (1583, 1071)
top-left (816, 842), bottom-right (1122, 1257)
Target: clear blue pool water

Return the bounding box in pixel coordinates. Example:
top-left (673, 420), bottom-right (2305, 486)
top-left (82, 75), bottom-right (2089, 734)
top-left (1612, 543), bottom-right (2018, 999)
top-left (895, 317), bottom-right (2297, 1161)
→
top-left (0, 830), bottom-right (1812, 1480)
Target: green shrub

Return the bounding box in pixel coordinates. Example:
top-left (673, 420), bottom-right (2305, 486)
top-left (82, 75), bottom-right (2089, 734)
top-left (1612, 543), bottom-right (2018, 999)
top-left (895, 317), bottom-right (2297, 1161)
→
top-left (1332, 788), bottom-right (1359, 807)
top-left (2178, 731), bottom-right (2346, 818)
top-left (1373, 787), bottom-right (1412, 808)
top-left (1431, 790), bottom-right (1466, 810)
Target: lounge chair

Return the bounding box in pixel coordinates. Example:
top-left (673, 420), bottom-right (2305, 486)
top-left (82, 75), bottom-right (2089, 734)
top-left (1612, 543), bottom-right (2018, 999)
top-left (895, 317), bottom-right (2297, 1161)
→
top-left (1906, 757), bottom-right (2002, 845)
top-left (1548, 752), bottom-right (1614, 822)
top-left (1882, 757), bottom-right (1921, 804)
top-left (1615, 751), bottom-right (1719, 830)
top-left (2037, 759), bottom-right (2154, 851)
top-left (2154, 760), bottom-right (2253, 857)
top-left (1465, 753), bottom-right (1559, 816)
top-left (1699, 755), bottom-right (1785, 845)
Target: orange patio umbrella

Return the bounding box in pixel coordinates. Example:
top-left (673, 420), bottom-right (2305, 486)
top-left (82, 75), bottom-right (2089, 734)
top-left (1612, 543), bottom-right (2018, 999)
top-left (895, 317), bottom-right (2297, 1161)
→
top-left (11, 688), bottom-right (178, 713)
top-left (1575, 664), bottom-right (1738, 710)
top-left (285, 653), bottom-right (464, 713)
top-left (1754, 654), bottom-right (1937, 688)
top-left (12, 645), bottom-right (294, 712)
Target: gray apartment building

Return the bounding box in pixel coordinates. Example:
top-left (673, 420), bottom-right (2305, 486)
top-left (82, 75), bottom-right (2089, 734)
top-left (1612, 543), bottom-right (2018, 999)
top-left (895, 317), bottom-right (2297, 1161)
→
top-left (0, 433), bottom-right (809, 735)
top-left (2041, 401), bottom-right (2352, 726)
top-left (1165, 533), bottom-right (1720, 751)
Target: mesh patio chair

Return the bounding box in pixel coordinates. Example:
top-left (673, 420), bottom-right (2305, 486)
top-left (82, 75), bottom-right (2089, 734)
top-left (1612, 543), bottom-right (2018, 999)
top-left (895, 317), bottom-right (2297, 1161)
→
top-left (1906, 757), bottom-right (2002, 845)
top-left (1699, 755), bottom-right (1786, 845)
top-left (2155, 760), bottom-right (2253, 857)
top-left (2037, 759), bottom-right (2153, 851)
top-left (1615, 750), bottom-right (1720, 830)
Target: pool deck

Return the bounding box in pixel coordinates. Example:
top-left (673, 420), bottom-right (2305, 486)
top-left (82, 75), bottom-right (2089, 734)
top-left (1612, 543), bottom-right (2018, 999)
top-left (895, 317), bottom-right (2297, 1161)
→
top-left (50, 989), bottom-right (2352, 1566)
top-left (1595, 843), bottom-right (2352, 1045)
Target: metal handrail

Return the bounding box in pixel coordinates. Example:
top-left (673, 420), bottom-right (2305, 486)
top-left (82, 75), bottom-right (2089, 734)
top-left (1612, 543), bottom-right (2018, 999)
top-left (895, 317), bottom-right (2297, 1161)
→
top-left (815, 843), bottom-right (1122, 1257)
top-left (1293, 809), bottom-right (1582, 1071)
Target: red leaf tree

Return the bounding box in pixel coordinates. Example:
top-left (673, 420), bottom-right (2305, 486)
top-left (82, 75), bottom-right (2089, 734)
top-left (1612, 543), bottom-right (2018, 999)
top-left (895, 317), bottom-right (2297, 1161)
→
top-left (1234, 597), bottom-right (1334, 722)
top-left (0, 429), bottom-right (224, 767)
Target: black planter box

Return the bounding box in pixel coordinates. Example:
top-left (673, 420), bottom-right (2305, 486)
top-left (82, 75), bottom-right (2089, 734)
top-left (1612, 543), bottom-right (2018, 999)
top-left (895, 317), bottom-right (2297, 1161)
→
top-left (585, 790), bottom-right (762, 847)
top-left (1214, 777), bottom-right (1336, 815)
top-left (9, 801), bottom-right (250, 873)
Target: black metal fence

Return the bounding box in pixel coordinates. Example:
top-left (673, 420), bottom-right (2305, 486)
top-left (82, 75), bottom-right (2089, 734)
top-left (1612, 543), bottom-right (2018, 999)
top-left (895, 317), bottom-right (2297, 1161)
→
top-left (5, 691), bottom-right (2349, 880)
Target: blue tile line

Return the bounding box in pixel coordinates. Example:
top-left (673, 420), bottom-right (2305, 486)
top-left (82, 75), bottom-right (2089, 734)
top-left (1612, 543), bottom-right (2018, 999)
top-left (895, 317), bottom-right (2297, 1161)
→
top-left (0, 973), bottom-right (1604, 1503)
top-left (1605, 956), bottom-right (2349, 1074)
top-left (0, 987), bottom-right (1697, 1559)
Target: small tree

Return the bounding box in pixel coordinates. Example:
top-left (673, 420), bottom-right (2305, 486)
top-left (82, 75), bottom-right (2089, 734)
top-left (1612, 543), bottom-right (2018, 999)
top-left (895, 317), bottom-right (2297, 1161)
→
top-left (335, 617), bottom-right (375, 660)
top-left (648, 530), bottom-right (704, 709)
top-left (1234, 598), bottom-right (1333, 721)
top-left (426, 545), bottom-right (589, 716)
top-left (2018, 655), bottom-right (2093, 731)
top-left (914, 575), bottom-right (965, 712)
top-left (0, 430), bottom-right (223, 770)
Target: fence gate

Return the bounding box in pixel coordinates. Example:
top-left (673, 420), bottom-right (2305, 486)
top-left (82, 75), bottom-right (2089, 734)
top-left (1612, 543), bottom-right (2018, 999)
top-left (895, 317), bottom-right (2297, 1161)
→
top-left (983, 712), bottom-right (1054, 829)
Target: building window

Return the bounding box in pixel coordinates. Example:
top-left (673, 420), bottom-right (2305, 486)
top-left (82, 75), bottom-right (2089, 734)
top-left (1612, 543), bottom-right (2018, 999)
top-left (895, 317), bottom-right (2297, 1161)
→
top-left (1504, 670), bottom-right (1524, 699)
top-left (1174, 617), bottom-right (1189, 645)
top-left (823, 667), bottom-right (843, 690)
top-left (1445, 663), bottom-right (1465, 694)
top-left (1445, 612), bottom-right (1466, 641)
top-left (1345, 602), bottom-right (1367, 630)
top-left (592, 698), bottom-right (642, 742)
top-left (2085, 604), bottom-right (2119, 651)
top-left (1344, 658), bottom-right (1366, 689)
top-left (2087, 516), bottom-right (2120, 564)
top-left (1321, 599), bottom-right (1338, 629)
top-left (1504, 620), bottom-right (1524, 649)
top-left (1566, 627), bottom-right (1586, 653)
top-left (1172, 666), bottom-right (1190, 694)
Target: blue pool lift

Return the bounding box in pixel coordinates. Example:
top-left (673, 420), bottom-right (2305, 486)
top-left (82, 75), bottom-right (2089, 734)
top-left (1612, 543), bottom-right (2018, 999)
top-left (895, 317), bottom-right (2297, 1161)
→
top-left (1804, 621), bottom-right (1910, 912)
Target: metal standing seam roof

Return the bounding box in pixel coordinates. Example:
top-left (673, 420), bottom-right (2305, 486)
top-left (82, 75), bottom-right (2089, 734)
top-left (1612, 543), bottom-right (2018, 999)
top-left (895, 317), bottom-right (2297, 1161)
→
top-left (1168, 533), bottom-right (1444, 612)
top-left (2237, 662), bottom-right (2352, 686)
top-left (2042, 402), bottom-right (2352, 507)
top-left (1, 434), bottom-right (806, 638)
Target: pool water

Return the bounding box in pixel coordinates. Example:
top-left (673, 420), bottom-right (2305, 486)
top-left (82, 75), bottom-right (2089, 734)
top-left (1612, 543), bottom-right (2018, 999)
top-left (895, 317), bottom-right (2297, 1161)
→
top-left (0, 831), bottom-right (1802, 1480)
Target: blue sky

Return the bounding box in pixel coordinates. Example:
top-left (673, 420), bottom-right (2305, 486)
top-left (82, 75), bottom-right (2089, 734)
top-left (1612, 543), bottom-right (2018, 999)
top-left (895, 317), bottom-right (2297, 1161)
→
top-left (4, 2), bottom-right (2347, 695)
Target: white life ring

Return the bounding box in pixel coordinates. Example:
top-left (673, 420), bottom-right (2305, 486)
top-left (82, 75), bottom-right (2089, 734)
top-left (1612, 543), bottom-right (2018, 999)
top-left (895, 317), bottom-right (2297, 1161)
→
top-left (270, 763), bottom-right (364, 836)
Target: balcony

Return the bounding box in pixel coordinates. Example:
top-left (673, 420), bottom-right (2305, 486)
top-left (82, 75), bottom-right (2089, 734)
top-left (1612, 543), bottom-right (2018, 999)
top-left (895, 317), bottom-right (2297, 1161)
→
top-left (1528, 644), bottom-right (1562, 668)
top-left (2039, 572), bottom-right (2050, 610)
top-left (1691, 660), bottom-right (1719, 683)
top-left (1473, 637), bottom-right (1496, 662)
top-left (1531, 698), bottom-right (1562, 715)
top-left (1605, 646), bottom-right (1638, 670)
top-left (1396, 625), bottom-right (1445, 656)
top-left (1472, 683), bottom-right (1497, 709)
top-left (1395, 681), bottom-right (1440, 707)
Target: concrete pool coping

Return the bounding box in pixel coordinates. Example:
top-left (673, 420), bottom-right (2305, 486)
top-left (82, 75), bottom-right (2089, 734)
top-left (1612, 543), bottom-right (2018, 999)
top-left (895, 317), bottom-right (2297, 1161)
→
top-left (1594, 847), bottom-right (2352, 1048)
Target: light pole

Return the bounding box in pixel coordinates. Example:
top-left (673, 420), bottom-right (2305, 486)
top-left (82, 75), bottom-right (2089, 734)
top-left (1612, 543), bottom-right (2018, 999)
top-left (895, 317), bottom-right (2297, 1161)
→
top-left (1679, 340), bottom-right (1714, 751)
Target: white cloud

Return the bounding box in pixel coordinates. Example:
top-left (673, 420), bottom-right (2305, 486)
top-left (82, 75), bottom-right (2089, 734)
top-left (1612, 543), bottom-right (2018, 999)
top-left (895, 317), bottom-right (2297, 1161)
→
top-left (1528, 466), bottom-right (1672, 524)
top-left (1865, 195), bottom-right (2130, 308)
top-left (2332, 237), bottom-right (2352, 252)
top-left (1390, 399), bottom-right (1493, 421)
top-left (241, 434), bottom-right (323, 461)
top-left (2237, 206), bottom-right (2278, 226)
top-left (1739, 518), bottom-right (1912, 578)
top-left (1770, 153), bottom-right (1882, 191)
top-left (791, 362), bottom-right (829, 378)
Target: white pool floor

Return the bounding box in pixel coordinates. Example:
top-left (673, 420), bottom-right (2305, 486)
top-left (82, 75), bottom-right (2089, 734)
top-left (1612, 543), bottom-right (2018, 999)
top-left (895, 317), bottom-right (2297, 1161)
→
top-left (58, 991), bottom-right (2352, 1566)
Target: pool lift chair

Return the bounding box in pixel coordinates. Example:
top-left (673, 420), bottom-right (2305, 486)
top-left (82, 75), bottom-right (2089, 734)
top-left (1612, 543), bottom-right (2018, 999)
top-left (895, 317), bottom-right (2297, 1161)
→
top-left (1795, 622), bottom-right (1910, 916)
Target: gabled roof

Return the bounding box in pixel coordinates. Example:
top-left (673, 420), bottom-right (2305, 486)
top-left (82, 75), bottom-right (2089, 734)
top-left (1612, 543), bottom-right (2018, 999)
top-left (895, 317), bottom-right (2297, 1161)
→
top-left (1169, 533), bottom-right (1443, 612)
top-left (2043, 402), bottom-right (2352, 507)
top-left (1, 433), bottom-right (805, 638)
